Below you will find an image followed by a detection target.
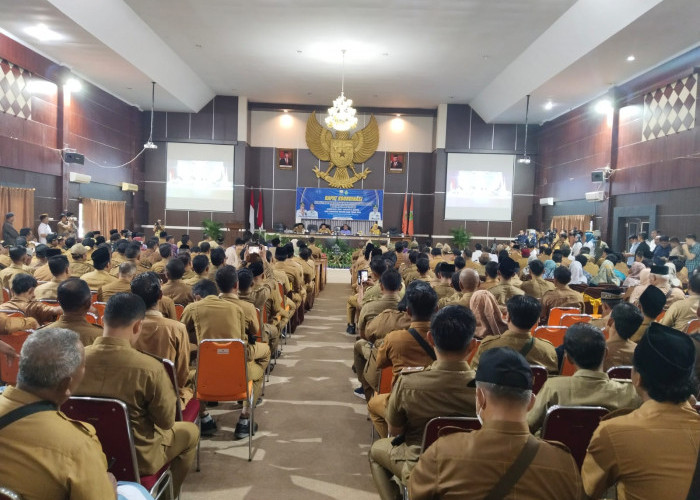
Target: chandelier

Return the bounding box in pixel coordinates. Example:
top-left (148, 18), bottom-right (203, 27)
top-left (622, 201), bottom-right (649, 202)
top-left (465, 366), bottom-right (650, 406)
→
top-left (325, 49), bottom-right (358, 131)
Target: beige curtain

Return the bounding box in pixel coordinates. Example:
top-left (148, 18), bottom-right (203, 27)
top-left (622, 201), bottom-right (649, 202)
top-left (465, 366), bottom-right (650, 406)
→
top-left (550, 215), bottom-right (592, 232)
top-left (0, 186), bottom-right (35, 230)
top-left (82, 198), bottom-right (126, 234)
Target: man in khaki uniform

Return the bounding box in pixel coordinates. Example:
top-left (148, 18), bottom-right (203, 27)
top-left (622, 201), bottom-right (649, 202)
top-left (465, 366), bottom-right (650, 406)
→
top-left (151, 243), bottom-right (172, 274)
top-left (582, 323), bottom-right (700, 499)
top-left (590, 288), bottom-right (624, 329)
top-left (404, 256), bottom-right (434, 286)
top-left (520, 260), bottom-right (555, 299)
top-left (43, 278), bottom-right (102, 347)
top-left (131, 272), bottom-right (192, 406)
top-left (108, 240), bottom-right (127, 272)
top-left (438, 268), bottom-right (480, 309)
top-left (110, 242), bottom-right (149, 277)
top-left (33, 247), bottom-right (61, 282)
top-left (308, 237), bottom-right (323, 259)
top-left (399, 250), bottom-right (418, 280)
top-left (29, 243), bottom-right (48, 270)
top-left (369, 305), bottom-right (478, 500)
top-left (0, 273), bottom-right (60, 325)
top-left (431, 263), bottom-right (456, 301)
top-left (99, 261), bottom-right (137, 302)
top-left (68, 243), bottom-right (94, 277)
top-left (81, 246), bottom-right (117, 291)
top-left (528, 323), bottom-right (641, 432)
top-left (217, 265), bottom-right (260, 340)
top-left (76, 293), bottom-right (198, 496)
top-left (540, 266), bottom-right (584, 322)
top-left (661, 272), bottom-right (699, 331)
top-left (296, 246), bottom-right (316, 303)
top-left (275, 245), bottom-right (305, 309)
top-left (472, 295), bottom-right (558, 373)
top-left (34, 255), bottom-right (70, 300)
top-left (184, 254), bottom-right (211, 286)
top-left (249, 260), bottom-right (286, 336)
top-left (0, 246), bottom-right (32, 289)
top-left (369, 281), bottom-right (438, 437)
top-left (238, 266), bottom-right (281, 357)
top-left (631, 286), bottom-right (666, 342)
top-left (410, 347), bottom-right (584, 500)
top-left (603, 302), bottom-right (643, 371)
top-left (489, 257), bottom-right (525, 306)
top-left (481, 261), bottom-right (500, 291)
top-left (0, 328), bottom-right (118, 499)
top-left (162, 257), bottom-right (195, 306)
top-left (206, 246), bottom-right (226, 281)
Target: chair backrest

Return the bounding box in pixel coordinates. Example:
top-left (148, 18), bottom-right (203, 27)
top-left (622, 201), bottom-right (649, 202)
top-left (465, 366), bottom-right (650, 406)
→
top-left (378, 365), bottom-right (394, 394)
top-left (466, 338), bottom-right (480, 364)
top-left (0, 310), bottom-right (24, 318)
top-left (547, 307), bottom-right (581, 326)
top-left (606, 365), bottom-right (632, 380)
top-left (84, 312), bottom-right (99, 325)
top-left (38, 299), bottom-right (58, 305)
top-left (530, 365), bottom-right (548, 394)
top-left (560, 356), bottom-right (576, 376)
top-left (174, 304), bottom-right (185, 321)
top-left (0, 486), bottom-right (22, 500)
top-left (541, 405), bottom-right (609, 469)
top-left (421, 416), bottom-right (481, 452)
top-left (277, 283), bottom-right (286, 308)
top-left (195, 339), bottom-right (249, 402)
top-left (162, 358), bottom-right (183, 421)
top-left (686, 318), bottom-right (700, 334)
top-left (90, 290), bottom-right (98, 304)
top-left (559, 314), bottom-right (592, 328)
top-left (91, 302), bottom-right (107, 325)
top-left (0, 331), bottom-right (32, 385)
top-left (533, 326), bottom-right (568, 347)
top-left (60, 396), bottom-right (140, 482)
top-left (2, 288), bottom-right (10, 303)
top-left (255, 308), bottom-right (264, 342)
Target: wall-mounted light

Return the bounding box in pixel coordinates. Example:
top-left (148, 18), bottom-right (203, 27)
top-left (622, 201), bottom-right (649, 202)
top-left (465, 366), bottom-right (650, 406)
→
top-left (390, 116), bottom-right (405, 133)
top-left (65, 78), bottom-right (82, 93)
top-left (280, 110), bottom-right (293, 128)
top-left (544, 100), bottom-right (554, 111)
top-left (594, 99), bottom-right (613, 115)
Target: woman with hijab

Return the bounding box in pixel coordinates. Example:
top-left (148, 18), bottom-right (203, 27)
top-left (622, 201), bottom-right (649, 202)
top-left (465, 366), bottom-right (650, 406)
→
top-left (569, 260), bottom-right (589, 285)
top-left (591, 257), bottom-right (621, 286)
top-left (627, 268), bottom-right (651, 304)
top-left (543, 259), bottom-right (556, 279)
top-left (469, 290), bottom-right (508, 339)
top-left (623, 262), bottom-right (645, 287)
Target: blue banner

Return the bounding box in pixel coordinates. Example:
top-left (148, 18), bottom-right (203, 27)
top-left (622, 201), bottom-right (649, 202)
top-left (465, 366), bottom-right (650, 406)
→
top-left (296, 188), bottom-right (383, 222)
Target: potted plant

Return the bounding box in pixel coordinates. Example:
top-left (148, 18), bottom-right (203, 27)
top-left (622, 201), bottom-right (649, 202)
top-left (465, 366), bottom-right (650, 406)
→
top-left (450, 227), bottom-right (472, 250)
top-left (201, 219), bottom-right (224, 241)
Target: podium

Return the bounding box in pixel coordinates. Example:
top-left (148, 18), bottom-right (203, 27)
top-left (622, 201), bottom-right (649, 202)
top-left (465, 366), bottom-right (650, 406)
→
top-left (224, 222), bottom-right (246, 246)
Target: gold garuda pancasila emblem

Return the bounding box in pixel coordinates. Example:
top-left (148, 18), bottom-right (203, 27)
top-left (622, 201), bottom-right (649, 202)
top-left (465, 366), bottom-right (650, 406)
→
top-left (305, 111), bottom-right (379, 188)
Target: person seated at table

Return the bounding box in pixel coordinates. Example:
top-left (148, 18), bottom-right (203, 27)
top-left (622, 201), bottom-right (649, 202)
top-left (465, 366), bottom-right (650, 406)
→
top-left (293, 223), bottom-right (305, 234)
top-left (339, 224), bottom-right (353, 235)
top-left (370, 223), bottom-right (382, 236)
top-left (318, 223), bottom-right (332, 235)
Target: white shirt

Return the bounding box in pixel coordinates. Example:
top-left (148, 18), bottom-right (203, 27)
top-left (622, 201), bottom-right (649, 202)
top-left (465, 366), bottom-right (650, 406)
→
top-left (37, 222), bottom-right (51, 244)
top-left (472, 250), bottom-right (482, 262)
top-left (572, 241), bottom-right (582, 257)
top-left (648, 239), bottom-right (656, 252)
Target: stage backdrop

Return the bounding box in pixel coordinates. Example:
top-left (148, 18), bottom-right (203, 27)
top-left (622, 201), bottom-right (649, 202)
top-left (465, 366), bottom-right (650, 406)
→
top-left (295, 188), bottom-right (383, 223)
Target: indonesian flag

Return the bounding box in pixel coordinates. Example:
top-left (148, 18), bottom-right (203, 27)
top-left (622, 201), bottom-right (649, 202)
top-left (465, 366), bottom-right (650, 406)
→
top-left (408, 194), bottom-right (414, 236)
top-left (249, 190), bottom-right (255, 230)
top-left (401, 193), bottom-right (408, 234)
top-left (256, 189), bottom-right (264, 229)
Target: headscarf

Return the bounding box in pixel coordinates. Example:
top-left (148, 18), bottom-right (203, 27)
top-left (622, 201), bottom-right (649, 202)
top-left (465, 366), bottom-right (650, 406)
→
top-left (543, 260), bottom-right (556, 279)
top-left (591, 259), bottom-right (620, 286)
top-left (665, 262), bottom-right (682, 288)
top-left (628, 268), bottom-right (651, 305)
top-left (469, 290), bottom-right (508, 339)
top-left (569, 261), bottom-right (588, 285)
top-left (623, 262), bottom-right (645, 287)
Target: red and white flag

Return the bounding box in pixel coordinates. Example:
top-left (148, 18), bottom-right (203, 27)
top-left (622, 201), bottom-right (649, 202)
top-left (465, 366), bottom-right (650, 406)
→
top-left (249, 190), bottom-right (255, 230)
top-left (256, 189), bottom-right (264, 229)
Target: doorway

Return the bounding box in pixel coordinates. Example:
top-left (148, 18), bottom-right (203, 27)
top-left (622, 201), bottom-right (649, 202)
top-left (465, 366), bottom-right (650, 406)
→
top-left (620, 217), bottom-right (649, 250)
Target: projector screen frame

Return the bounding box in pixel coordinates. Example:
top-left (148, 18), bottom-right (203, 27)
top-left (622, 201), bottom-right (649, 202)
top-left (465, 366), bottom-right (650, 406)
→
top-left (444, 152), bottom-right (515, 222)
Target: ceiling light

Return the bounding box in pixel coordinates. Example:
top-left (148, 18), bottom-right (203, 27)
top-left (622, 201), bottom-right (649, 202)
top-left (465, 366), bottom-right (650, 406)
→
top-left (517, 95), bottom-right (532, 165)
top-left (24, 23), bottom-right (62, 42)
top-left (544, 100), bottom-right (554, 111)
top-left (325, 50), bottom-right (358, 132)
top-left (517, 156), bottom-right (531, 165)
top-left (280, 112), bottom-right (293, 128)
top-left (626, 55), bottom-right (635, 62)
top-left (595, 99), bottom-right (613, 114)
top-left (65, 78), bottom-right (82, 92)
top-left (144, 82), bottom-right (158, 150)
top-left (390, 117), bottom-right (405, 133)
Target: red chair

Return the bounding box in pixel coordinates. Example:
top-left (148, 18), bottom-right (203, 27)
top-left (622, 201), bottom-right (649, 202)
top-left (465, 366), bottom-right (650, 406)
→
top-left (370, 365), bottom-right (395, 442)
top-left (0, 310), bottom-right (25, 318)
top-left (533, 326), bottom-right (567, 347)
top-left (84, 312), bottom-right (99, 325)
top-left (686, 319), bottom-right (700, 334)
top-left (606, 365), bottom-right (632, 380)
top-left (2, 288), bottom-right (10, 303)
top-left (530, 365), bottom-right (548, 394)
top-left (466, 338), bottom-right (480, 364)
top-left (196, 339), bottom-right (255, 461)
top-left (91, 302), bottom-right (107, 326)
top-left (0, 486), bottom-right (21, 500)
top-left (547, 307), bottom-right (581, 326)
top-left (60, 397), bottom-right (173, 499)
top-left (90, 290), bottom-right (98, 304)
top-left (421, 416), bottom-right (481, 452)
top-left (560, 356), bottom-right (576, 376)
top-left (541, 405), bottom-right (609, 469)
top-left (162, 359), bottom-right (199, 423)
top-left (559, 314), bottom-right (592, 328)
top-left (0, 331), bottom-right (32, 385)
top-left (174, 304), bottom-right (185, 321)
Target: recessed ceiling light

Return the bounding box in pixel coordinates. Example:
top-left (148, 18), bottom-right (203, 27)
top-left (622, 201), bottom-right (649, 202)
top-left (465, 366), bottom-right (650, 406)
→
top-left (482, 55), bottom-right (489, 61)
top-left (195, 44), bottom-right (203, 48)
top-left (24, 23), bottom-right (62, 42)
top-left (544, 100), bottom-right (554, 111)
top-left (297, 50), bottom-right (303, 54)
top-left (626, 55), bottom-right (635, 62)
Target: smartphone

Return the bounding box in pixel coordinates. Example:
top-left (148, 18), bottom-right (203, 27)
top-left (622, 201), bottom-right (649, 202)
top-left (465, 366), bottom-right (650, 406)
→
top-left (357, 270), bottom-right (368, 286)
top-left (248, 246), bottom-right (260, 255)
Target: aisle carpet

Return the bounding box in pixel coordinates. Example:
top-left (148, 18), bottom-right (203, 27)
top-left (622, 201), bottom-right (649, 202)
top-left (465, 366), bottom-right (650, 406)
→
top-left (182, 272), bottom-right (380, 499)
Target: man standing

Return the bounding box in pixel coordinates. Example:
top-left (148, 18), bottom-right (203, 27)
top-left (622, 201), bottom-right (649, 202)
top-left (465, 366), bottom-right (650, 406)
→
top-left (369, 305), bottom-right (478, 500)
top-left (2, 212), bottom-right (18, 246)
top-left (681, 233), bottom-right (700, 274)
top-left (409, 347), bottom-right (584, 499)
top-left (37, 213), bottom-right (51, 245)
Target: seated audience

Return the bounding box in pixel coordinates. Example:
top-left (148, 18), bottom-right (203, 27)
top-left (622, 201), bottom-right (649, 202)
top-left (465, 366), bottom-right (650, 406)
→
top-left (347, 257), bottom-right (387, 335)
top-left (438, 268), bottom-right (480, 308)
top-left (161, 257), bottom-right (195, 306)
top-left (34, 255), bottom-right (70, 300)
top-left (631, 285), bottom-right (666, 342)
top-left (0, 246), bottom-right (31, 289)
top-left (472, 295), bottom-right (558, 373)
top-left (582, 323), bottom-right (700, 498)
top-left (528, 323), bottom-right (640, 432)
top-left (604, 302), bottom-right (644, 371)
top-left (568, 259), bottom-right (588, 285)
top-left (469, 289), bottom-right (508, 339)
top-left (540, 266), bottom-right (584, 323)
top-left (151, 243), bottom-right (172, 274)
top-left (81, 246), bottom-right (117, 290)
top-left (369, 305), bottom-right (477, 500)
top-left (43, 278), bottom-right (102, 347)
top-left (661, 272), bottom-right (700, 331)
top-left (481, 261), bottom-right (500, 290)
top-left (76, 293), bottom-right (198, 496)
top-left (431, 263), bottom-right (456, 300)
top-left (520, 259), bottom-right (554, 299)
top-left (409, 347), bottom-right (584, 500)
top-left (591, 253), bottom-right (620, 285)
top-left (489, 257), bottom-right (525, 306)
top-left (68, 243), bottom-right (94, 277)
top-left (0, 274), bottom-right (60, 324)
top-left (185, 254), bottom-right (210, 286)
top-left (207, 246), bottom-right (226, 281)
top-left (623, 263), bottom-right (645, 288)
top-left (98, 261), bottom-right (137, 302)
top-left (590, 287), bottom-right (623, 328)
top-left (358, 269), bottom-right (402, 339)
top-left (404, 256), bottom-right (433, 285)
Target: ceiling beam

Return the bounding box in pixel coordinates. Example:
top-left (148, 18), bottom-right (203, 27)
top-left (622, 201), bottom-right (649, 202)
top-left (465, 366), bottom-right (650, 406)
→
top-left (46, 0), bottom-right (213, 112)
top-left (470, 0), bottom-right (662, 123)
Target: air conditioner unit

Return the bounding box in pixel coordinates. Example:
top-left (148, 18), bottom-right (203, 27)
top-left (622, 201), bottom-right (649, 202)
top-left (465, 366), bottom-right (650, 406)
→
top-left (539, 197), bottom-right (554, 206)
top-left (585, 191), bottom-right (605, 202)
top-left (69, 172), bottom-right (91, 184)
top-left (121, 182), bottom-right (138, 192)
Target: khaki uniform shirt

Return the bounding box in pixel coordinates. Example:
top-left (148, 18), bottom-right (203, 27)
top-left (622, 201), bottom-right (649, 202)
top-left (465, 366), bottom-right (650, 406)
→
top-left (376, 321), bottom-right (434, 381)
top-left (604, 338), bottom-right (636, 371)
top-left (276, 260), bottom-right (303, 293)
top-left (360, 283), bottom-right (382, 306)
top-left (162, 278), bottom-right (195, 306)
top-left (432, 282), bottom-right (455, 301)
top-left (78, 337), bottom-right (177, 475)
top-left (0, 311), bottom-right (38, 334)
top-left (0, 386), bottom-right (115, 499)
top-left (151, 259), bottom-right (167, 274)
top-left (135, 310), bottom-right (192, 404)
top-left (661, 295), bottom-right (699, 331)
top-left (180, 294), bottom-right (246, 344)
top-left (110, 258), bottom-right (149, 277)
top-left (480, 279), bottom-right (498, 291)
top-left (44, 313), bottom-right (103, 347)
top-left (272, 268), bottom-right (291, 295)
top-left (33, 263), bottom-right (52, 282)
top-left (489, 282), bottom-right (525, 306)
top-left (81, 269), bottom-right (117, 290)
top-left (472, 330), bottom-right (558, 374)
top-left (183, 272), bottom-right (208, 287)
top-left (582, 400), bottom-right (700, 500)
top-left (206, 264), bottom-right (223, 282)
top-left (541, 286), bottom-right (584, 320)
top-left (309, 244), bottom-right (323, 259)
top-left (527, 369), bottom-right (640, 432)
top-left (220, 292), bottom-right (259, 337)
top-left (0, 254), bottom-right (12, 269)
top-left (358, 294), bottom-right (400, 335)
top-left (630, 316), bottom-right (653, 343)
top-left (0, 263), bottom-right (31, 289)
top-left (0, 297), bottom-right (58, 325)
top-left (400, 264), bottom-right (416, 280)
top-left (33, 277), bottom-right (64, 300)
top-left (584, 261), bottom-right (600, 277)
top-left (520, 276), bottom-right (555, 299)
top-left (97, 277), bottom-right (131, 302)
top-left (365, 309), bottom-right (411, 344)
top-left (409, 419), bottom-right (584, 500)
top-left (69, 260), bottom-right (94, 277)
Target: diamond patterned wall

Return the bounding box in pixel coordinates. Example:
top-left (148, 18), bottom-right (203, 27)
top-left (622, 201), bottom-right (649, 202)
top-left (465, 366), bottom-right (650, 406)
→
top-left (642, 73), bottom-right (697, 141)
top-left (0, 59), bottom-right (32, 120)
